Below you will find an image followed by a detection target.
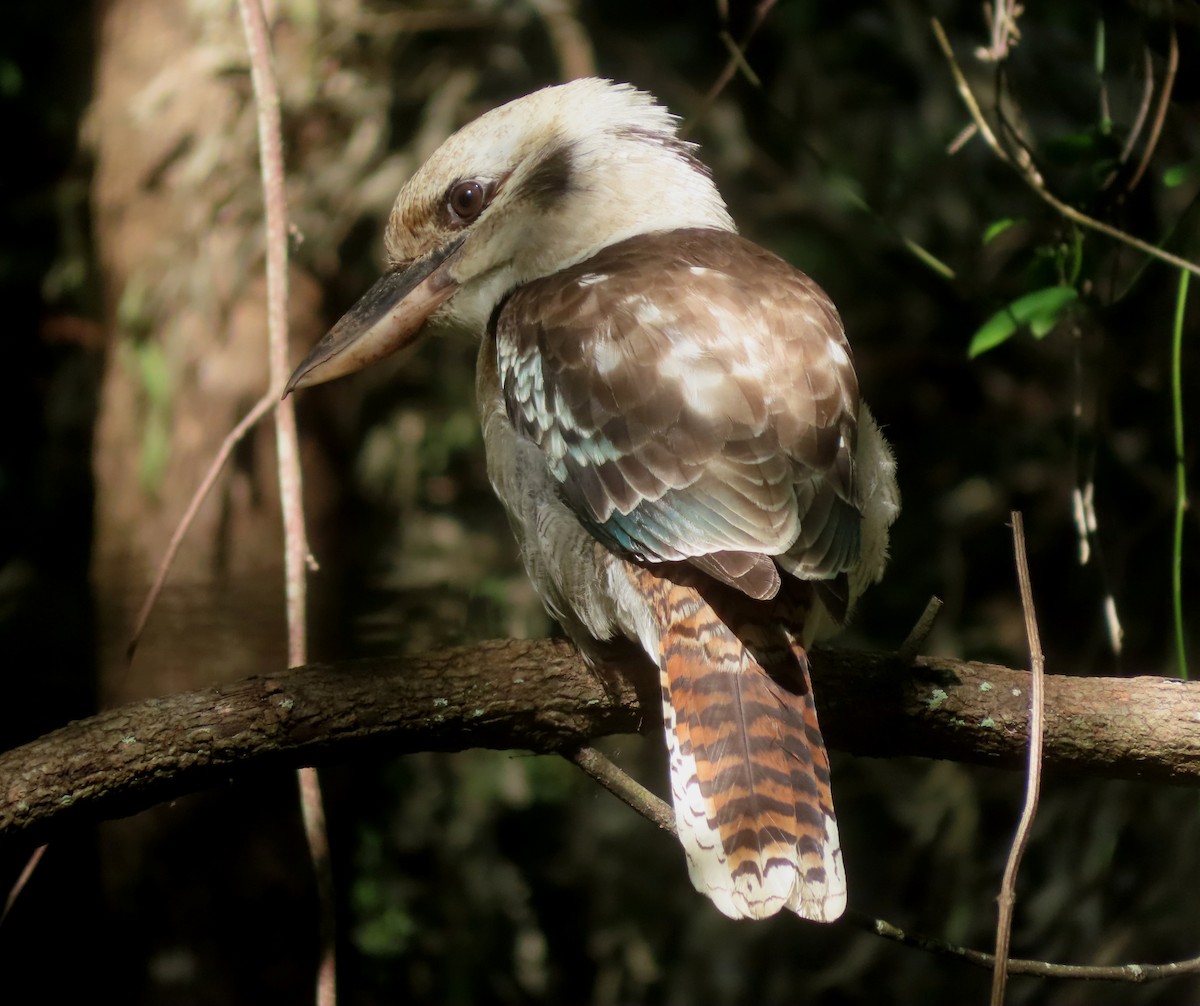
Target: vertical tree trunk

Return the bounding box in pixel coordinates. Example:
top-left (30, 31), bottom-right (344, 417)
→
top-left (89, 0), bottom-right (329, 998)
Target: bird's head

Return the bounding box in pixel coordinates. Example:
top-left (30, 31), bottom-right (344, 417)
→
top-left (285, 78), bottom-right (733, 393)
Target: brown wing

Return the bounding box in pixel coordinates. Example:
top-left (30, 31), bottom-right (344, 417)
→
top-left (494, 228), bottom-right (861, 599)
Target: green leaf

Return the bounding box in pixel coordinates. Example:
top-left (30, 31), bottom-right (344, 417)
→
top-left (1045, 131), bottom-right (1099, 163)
top-left (1030, 311), bottom-right (1059, 338)
top-left (982, 218), bottom-right (1018, 244)
top-left (969, 286), bottom-right (1078, 357)
top-left (1164, 162), bottom-right (1198, 188)
top-left (1065, 228), bottom-right (1085, 286)
top-left (969, 314), bottom-right (1019, 357)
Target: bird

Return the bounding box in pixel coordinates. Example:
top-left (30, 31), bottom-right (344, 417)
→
top-left (286, 78), bottom-right (899, 922)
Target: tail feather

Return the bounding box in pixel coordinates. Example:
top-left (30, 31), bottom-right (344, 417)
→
top-left (630, 565), bottom-right (845, 921)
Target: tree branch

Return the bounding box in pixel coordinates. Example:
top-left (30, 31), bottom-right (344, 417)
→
top-left (4, 640), bottom-right (1200, 848)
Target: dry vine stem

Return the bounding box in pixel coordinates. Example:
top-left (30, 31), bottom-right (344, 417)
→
top-left (1126, 18), bottom-right (1179, 193)
top-left (0, 844), bottom-right (46, 927)
top-left (685, 0), bottom-right (778, 135)
top-left (233, 1), bottom-right (335, 1004)
top-left (127, 392), bottom-right (278, 660)
top-left (991, 512), bottom-right (1046, 1004)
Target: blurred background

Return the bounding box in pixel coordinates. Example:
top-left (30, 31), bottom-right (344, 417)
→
top-left (2, 0), bottom-right (1199, 1002)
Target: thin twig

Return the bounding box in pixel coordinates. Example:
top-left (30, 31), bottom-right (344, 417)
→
top-left (931, 18), bottom-right (1200, 281)
top-left (235, 2), bottom-right (332, 1005)
top-left (234, 3), bottom-right (310, 660)
top-left (126, 391), bottom-right (277, 661)
top-left (853, 910), bottom-right (1200, 983)
top-left (1127, 17), bottom-right (1179, 193)
top-left (298, 765), bottom-right (336, 1001)
top-left (1114, 48), bottom-right (1155, 174)
top-left (0, 845), bottom-right (47, 927)
top-left (991, 511), bottom-right (1047, 1004)
top-left (931, 20), bottom-right (1011, 165)
top-left (977, 0), bottom-right (1022, 63)
top-left (1170, 269), bottom-right (1190, 679)
top-left (716, 30), bottom-right (763, 88)
top-left (568, 746), bottom-right (676, 833)
top-left (991, 63), bottom-right (1040, 177)
top-left (898, 596), bottom-right (943, 663)
top-left (946, 122), bottom-right (979, 156)
top-left (684, 0), bottom-right (778, 135)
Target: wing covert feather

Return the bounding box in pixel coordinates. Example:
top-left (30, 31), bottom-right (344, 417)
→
top-left (495, 229), bottom-right (862, 595)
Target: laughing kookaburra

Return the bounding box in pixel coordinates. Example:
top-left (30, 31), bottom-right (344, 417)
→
top-left (287, 78), bottom-right (899, 922)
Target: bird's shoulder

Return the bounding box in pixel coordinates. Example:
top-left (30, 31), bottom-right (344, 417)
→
top-left (496, 228), bottom-right (858, 477)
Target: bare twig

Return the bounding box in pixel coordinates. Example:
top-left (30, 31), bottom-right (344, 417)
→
top-left (297, 764), bottom-right (336, 1002)
top-left (977, 0), bottom-right (1022, 63)
top-left (1170, 268), bottom-right (1190, 678)
top-left (716, 30), bottom-right (763, 88)
top-left (1, 844), bottom-right (47, 927)
top-left (1127, 18), bottom-right (1179, 193)
top-left (126, 392), bottom-right (277, 661)
top-left (931, 20), bottom-right (1011, 165)
top-left (898, 596), bottom-right (943, 662)
top-left (946, 122), bottom-right (979, 157)
top-left (235, 2), bottom-right (332, 1004)
top-left (568, 746), bottom-right (676, 832)
top-left (991, 511), bottom-right (1047, 1004)
top-left (854, 910), bottom-right (1200, 983)
top-left (1114, 48), bottom-right (1155, 175)
top-left (685, 0), bottom-right (778, 134)
top-left (931, 18), bottom-right (1200, 281)
top-left (234, 3), bottom-right (309, 660)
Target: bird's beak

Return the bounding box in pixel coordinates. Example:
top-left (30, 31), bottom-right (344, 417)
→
top-left (284, 236), bottom-right (464, 396)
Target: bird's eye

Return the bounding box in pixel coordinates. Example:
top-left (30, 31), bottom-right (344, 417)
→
top-left (447, 180), bottom-right (488, 223)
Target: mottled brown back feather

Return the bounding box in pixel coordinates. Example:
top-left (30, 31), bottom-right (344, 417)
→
top-left (495, 228), bottom-right (863, 597)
